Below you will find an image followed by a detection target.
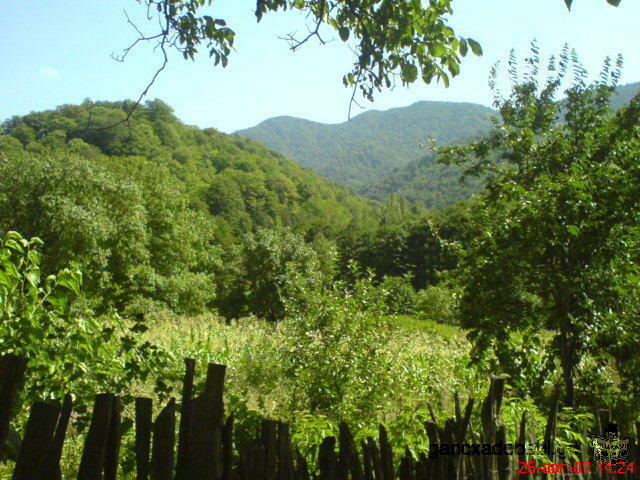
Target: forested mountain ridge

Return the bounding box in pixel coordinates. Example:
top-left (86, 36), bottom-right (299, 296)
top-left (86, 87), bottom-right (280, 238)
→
top-left (236, 82), bottom-right (640, 210)
top-left (610, 81), bottom-right (640, 110)
top-left (0, 99), bottom-right (375, 315)
top-left (361, 80), bottom-right (640, 208)
top-left (236, 101), bottom-right (495, 188)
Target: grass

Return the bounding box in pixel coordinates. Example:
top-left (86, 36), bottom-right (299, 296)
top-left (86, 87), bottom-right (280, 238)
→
top-left (387, 314), bottom-right (464, 339)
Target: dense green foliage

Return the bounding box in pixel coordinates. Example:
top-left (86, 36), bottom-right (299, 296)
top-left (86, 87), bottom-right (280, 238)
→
top-left (237, 101), bottom-right (494, 190)
top-left (2, 65), bottom-right (640, 473)
top-left (0, 232), bottom-right (171, 418)
top-left (439, 54), bottom-right (640, 411)
top-left (338, 196), bottom-right (475, 290)
top-left (0, 99), bottom-right (374, 314)
top-left (360, 151), bottom-right (485, 209)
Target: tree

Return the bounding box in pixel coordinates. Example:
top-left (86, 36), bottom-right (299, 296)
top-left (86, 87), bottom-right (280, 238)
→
top-left (439, 48), bottom-right (640, 408)
top-left (0, 231), bottom-right (172, 416)
top-left (222, 228), bottom-right (335, 321)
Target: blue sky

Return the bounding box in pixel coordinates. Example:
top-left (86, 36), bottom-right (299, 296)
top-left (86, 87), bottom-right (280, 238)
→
top-left (2, 0), bottom-right (639, 133)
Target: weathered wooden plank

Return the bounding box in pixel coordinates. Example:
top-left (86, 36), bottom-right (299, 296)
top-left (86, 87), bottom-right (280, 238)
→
top-left (338, 422), bottom-right (363, 480)
top-left (398, 447), bottom-right (415, 480)
top-left (496, 424), bottom-right (510, 480)
top-left (318, 436), bottom-right (338, 480)
top-left (262, 420), bottom-right (278, 480)
top-left (366, 437), bottom-right (383, 480)
top-left (190, 363), bottom-right (226, 480)
top-left (41, 394), bottom-right (73, 480)
top-left (104, 396), bottom-right (122, 480)
top-left (0, 354), bottom-right (28, 457)
top-left (135, 397), bottom-right (153, 480)
top-left (12, 400), bottom-right (60, 480)
top-left (243, 440), bottom-right (266, 480)
top-left (151, 398), bottom-right (175, 480)
top-left (277, 421), bottom-right (293, 480)
top-left (362, 439), bottom-right (374, 480)
top-left (175, 358), bottom-right (196, 480)
top-left (517, 411), bottom-right (528, 480)
top-left (77, 393), bottom-right (115, 480)
top-left (378, 425), bottom-right (394, 480)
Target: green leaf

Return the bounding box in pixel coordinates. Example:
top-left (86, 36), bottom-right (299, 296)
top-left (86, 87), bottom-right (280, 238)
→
top-left (57, 269), bottom-right (82, 295)
top-left (338, 27), bottom-right (350, 42)
top-left (459, 38), bottom-right (468, 57)
top-left (564, 0), bottom-right (573, 9)
top-left (429, 43), bottom-right (447, 57)
top-left (566, 225), bottom-right (579, 236)
top-left (4, 239), bottom-right (23, 253)
top-left (607, 0), bottom-right (621, 5)
top-left (468, 38), bottom-right (483, 56)
top-left (440, 71), bottom-right (450, 88)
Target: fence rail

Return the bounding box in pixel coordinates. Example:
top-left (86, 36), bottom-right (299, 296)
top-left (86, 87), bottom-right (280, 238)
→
top-left (0, 352), bottom-right (638, 479)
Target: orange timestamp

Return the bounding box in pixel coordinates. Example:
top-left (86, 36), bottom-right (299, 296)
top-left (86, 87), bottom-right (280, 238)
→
top-left (518, 461), bottom-right (635, 474)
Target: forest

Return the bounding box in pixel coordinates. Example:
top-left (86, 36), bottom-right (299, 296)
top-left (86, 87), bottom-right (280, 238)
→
top-left (1, 0), bottom-right (639, 479)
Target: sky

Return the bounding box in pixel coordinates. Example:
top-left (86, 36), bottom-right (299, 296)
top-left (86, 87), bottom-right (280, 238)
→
top-left (2, 0), bottom-right (639, 133)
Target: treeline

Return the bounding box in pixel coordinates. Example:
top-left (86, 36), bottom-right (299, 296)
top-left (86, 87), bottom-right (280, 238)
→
top-left (0, 100), bottom-right (398, 317)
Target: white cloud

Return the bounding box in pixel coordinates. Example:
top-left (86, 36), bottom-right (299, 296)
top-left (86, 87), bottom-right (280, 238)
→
top-left (40, 67), bottom-right (61, 80)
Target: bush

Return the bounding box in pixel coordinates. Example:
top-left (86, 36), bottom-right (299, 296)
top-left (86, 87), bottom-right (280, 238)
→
top-left (377, 274), bottom-right (417, 315)
top-left (0, 231), bottom-right (172, 418)
top-left (415, 283), bottom-right (460, 325)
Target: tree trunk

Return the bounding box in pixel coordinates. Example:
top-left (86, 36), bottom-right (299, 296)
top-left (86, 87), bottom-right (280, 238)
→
top-left (559, 328), bottom-right (576, 408)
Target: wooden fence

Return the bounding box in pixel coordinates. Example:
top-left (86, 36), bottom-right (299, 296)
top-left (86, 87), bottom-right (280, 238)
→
top-left (0, 352), bottom-right (638, 479)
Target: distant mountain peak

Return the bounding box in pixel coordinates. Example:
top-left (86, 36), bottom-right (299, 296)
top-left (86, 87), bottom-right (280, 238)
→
top-left (236, 100), bottom-right (495, 189)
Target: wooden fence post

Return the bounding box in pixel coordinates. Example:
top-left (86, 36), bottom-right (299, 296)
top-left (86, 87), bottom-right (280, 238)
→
top-left (136, 397), bottom-right (153, 480)
top-left (11, 400), bottom-right (60, 480)
top-left (339, 422), bottom-right (363, 480)
top-left (176, 358), bottom-right (196, 480)
top-left (189, 363), bottom-right (226, 480)
top-left (104, 396), bottom-right (122, 480)
top-left (378, 425), bottom-right (394, 480)
top-left (0, 354), bottom-right (28, 457)
top-left (41, 394), bottom-right (74, 480)
top-left (77, 393), bottom-right (116, 480)
top-left (318, 436), bottom-right (338, 480)
top-left (277, 421), bottom-right (293, 480)
top-left (151, 398), bottom-right (176, 480)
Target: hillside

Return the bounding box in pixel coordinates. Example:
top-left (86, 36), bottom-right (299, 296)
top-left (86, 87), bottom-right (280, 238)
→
top-left (359, 152), bottom-right (485, 209)
top-left (235, 101), bottom-right (495, 188)
top-left (610, 81), bottom-right (640, 110)
top-left (362, 81), bottom-right (640, 209)
top-left (0, 99), bottom-right (374, 314)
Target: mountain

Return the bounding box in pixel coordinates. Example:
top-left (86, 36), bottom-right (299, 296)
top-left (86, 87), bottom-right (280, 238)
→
top-left (362, 81), bottom-right (640, 209)
top-left (0, 99), bottom-right (376, 314)
top-left (0, 99), bottom-right (373, 244)
top-left (235, 101), bottom-right (495, 189)
top-left (610, 81), bottom-right (640, 110)
top-left (359, 152), bottom-right (484, 210)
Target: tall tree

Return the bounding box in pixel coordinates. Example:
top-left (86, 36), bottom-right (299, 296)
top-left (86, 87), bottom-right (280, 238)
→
top-left (439, 48), bottom-right (640, 408)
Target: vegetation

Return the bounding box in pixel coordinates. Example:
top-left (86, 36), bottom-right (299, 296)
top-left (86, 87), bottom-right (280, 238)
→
top-left (1, 47), bottom-right (640, 478)
top-left (0, 99), bottom-right (374, 315)
top-left (360, 151), bottom-right (485, 209)
top-left (438, 50), bottom-right (640, 414)
top-left (237, 101), bottom-right (494, 190)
